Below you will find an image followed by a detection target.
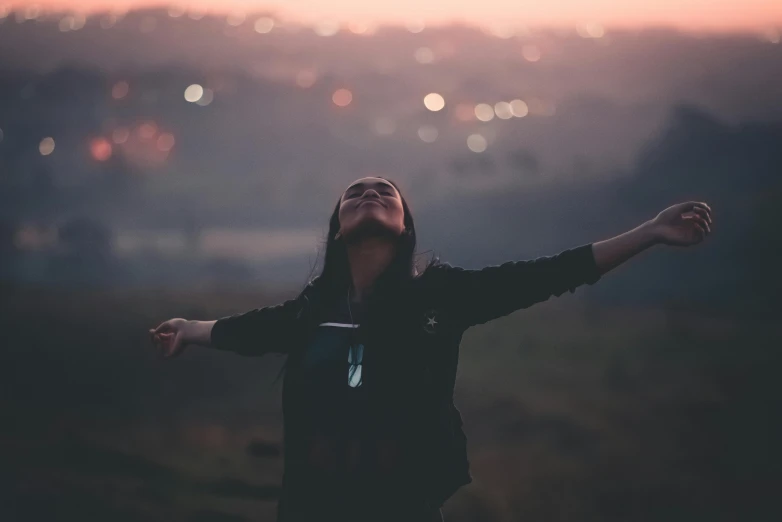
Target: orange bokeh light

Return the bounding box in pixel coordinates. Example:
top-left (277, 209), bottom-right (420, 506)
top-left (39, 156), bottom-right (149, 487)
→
top-left (90, 137), bottom-right (113, 161)
top-left (332, 88), bottom-right (353, 107)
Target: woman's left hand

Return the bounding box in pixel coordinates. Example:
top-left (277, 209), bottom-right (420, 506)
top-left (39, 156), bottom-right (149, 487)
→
top-left (650, 201), bottom-right (713, 247)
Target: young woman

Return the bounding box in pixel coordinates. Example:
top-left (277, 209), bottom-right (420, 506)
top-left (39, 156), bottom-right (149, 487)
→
top-left (149, 176), bottom-right (712, 522)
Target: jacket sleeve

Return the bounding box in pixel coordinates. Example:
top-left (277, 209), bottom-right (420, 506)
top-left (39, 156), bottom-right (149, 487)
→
top-left (210, 297), bottom-right (303, 356)
top-left (435, 243), bottom-right (602, 329)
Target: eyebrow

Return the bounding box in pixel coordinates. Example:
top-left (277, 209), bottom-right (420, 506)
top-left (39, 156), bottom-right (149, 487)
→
top-left (344, 181), bottom-right (395, 194)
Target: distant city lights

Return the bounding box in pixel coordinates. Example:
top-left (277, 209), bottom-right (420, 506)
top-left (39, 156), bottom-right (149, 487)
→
top-left (184, 84), bottom-right (204, 103)
top-left (424, 93), bottom-right (445, 111)
top-left (138, 122), bottom-right (158, 140)
top-left (196, 88), bottom-right (214, 106)
top-left (39, 137), bottom-right (55, 156)
top-left (510, 99), bottom-right (529, 117)
top-left (332, 88), bottom-right (353, 107)
top-left (494, 101), bottom-right (513, 119)
top-left (417, 125), bottom-right (438, 143)
top-left (254, 17), bottom-right (274, 33)
top-left (90, 137), bottom-right (113, 161)
top-left (474, 103), bottom-right (494, 122)
top-left (157, 133), bottom-right (176, 152)
top-left (467, 134), bottom-right (487, 153)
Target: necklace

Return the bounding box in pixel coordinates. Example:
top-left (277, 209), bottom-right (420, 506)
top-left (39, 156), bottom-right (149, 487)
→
top-left (347, 284), bottom-right (363, 388)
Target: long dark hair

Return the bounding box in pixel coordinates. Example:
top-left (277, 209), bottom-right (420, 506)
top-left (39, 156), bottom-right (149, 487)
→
top-left (272, 176), bottom-right (441, 385)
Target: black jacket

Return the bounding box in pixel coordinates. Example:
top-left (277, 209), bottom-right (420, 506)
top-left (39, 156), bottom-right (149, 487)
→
top-left (210, 242), bottom-right (603, 512)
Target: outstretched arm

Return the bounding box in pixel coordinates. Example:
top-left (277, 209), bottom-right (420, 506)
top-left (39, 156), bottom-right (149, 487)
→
top-left (430, 201), bottom-right (713, 330)
top-left (592, 200), bottom-right (713, 275)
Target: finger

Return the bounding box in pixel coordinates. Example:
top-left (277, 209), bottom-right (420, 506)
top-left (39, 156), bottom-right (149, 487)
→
top-left (692, 206), bottom-right (712, 224)
top-left (692, 222), bottom-right (706, 240)
top-left (153, 321), bottom-right (175, 335)
top-left (693, 215), bottom-right (711, 234)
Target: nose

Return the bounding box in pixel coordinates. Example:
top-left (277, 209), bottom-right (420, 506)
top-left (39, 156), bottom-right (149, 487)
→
top-left (359, 190), bottom-right (383, 205)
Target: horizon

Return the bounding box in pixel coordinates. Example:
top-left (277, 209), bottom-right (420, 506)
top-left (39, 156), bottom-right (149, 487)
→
top-left (4, 1), bottom-right (782, 33)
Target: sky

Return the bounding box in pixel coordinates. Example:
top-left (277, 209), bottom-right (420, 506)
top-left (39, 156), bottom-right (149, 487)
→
top-left (7, 0), bottom-right (782, 32)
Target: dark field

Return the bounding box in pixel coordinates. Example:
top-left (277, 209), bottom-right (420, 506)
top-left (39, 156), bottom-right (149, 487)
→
top-left (2, 283), bottom-right (780, 522)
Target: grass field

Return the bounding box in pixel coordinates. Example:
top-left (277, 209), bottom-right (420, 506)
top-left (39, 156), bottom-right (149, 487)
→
top-left (2, 282), bottom-right (779, 522)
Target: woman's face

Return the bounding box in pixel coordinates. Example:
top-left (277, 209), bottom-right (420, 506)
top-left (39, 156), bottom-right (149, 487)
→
top-left (338, 177), bottom-right (406, 241)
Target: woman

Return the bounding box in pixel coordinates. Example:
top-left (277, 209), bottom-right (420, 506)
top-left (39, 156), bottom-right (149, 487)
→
top-left (149, 176), bottom-right (713, 522)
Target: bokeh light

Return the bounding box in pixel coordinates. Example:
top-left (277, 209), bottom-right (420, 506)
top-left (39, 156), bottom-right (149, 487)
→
top-left (474, 103), bottom-right (495, 122)
top-left (424, 93), bottom-right (445, 112)
top-left (184, 84), bottom-right (204, 103)
top-left (510, 99), bottom-right (529, 117)
top-left (332, 88), bottom-right (353, 107)
top-left (494, 101), bottom-right (513, 119)
top-left (522, 45), bottom-right (541, 62)
top-left (467, 134), bottom-right (487, 153)
top-left (417, 125), bottom-right (438, 143)
top-left (39, 137), bottom-right (55, 156)
top-left (196, 89), bottom-right (214, 106)
top-left (414, 47), bottom-right (435, 64)
top-left (90, 137), bottom-right (113, 161)
top-left (112, 81), bottom-right (129, 100)
top-left (254, 17), bottom-right (274, 33)
top-left (138, 122), bottom-right (158, 140)
top-left (157, 133), bottom-right (176, 152)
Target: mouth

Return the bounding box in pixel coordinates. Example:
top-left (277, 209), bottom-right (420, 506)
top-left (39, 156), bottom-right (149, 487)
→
top-left (359, 200), bottom-right (384, 208)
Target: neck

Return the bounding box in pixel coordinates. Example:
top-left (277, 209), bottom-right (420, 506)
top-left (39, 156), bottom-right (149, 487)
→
top-left (345, 236), bottom-right (397, 303)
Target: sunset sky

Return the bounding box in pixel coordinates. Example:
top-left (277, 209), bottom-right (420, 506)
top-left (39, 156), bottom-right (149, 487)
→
top-left (8, 0), bottom-right (782, 32)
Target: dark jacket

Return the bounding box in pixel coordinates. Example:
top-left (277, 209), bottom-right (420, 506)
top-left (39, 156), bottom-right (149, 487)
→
top-left (210, 242), bottom-right (603, 512)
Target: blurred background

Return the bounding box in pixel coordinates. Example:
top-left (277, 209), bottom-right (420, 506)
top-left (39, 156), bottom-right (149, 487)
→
top-left (1, 1), bottom-right (781, 521)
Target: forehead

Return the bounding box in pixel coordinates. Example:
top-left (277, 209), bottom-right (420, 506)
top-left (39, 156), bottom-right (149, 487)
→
top-left (343, 177), bottom-right (396, 193)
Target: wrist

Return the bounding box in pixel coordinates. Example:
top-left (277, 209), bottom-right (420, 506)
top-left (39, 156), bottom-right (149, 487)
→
top-left (640, 220), bottom-right (661, 247)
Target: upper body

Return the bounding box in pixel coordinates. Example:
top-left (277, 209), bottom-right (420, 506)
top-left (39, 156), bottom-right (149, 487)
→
top-left (209, 241), bottom-right (604, 514)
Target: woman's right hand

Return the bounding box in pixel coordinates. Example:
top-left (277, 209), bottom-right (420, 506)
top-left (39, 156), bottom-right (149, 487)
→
top-left (149, 318), bottom-right (190, 358)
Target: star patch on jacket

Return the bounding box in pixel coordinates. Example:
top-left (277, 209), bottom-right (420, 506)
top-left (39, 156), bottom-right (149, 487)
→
top-left (422, 308), bottom-right (440, 334)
